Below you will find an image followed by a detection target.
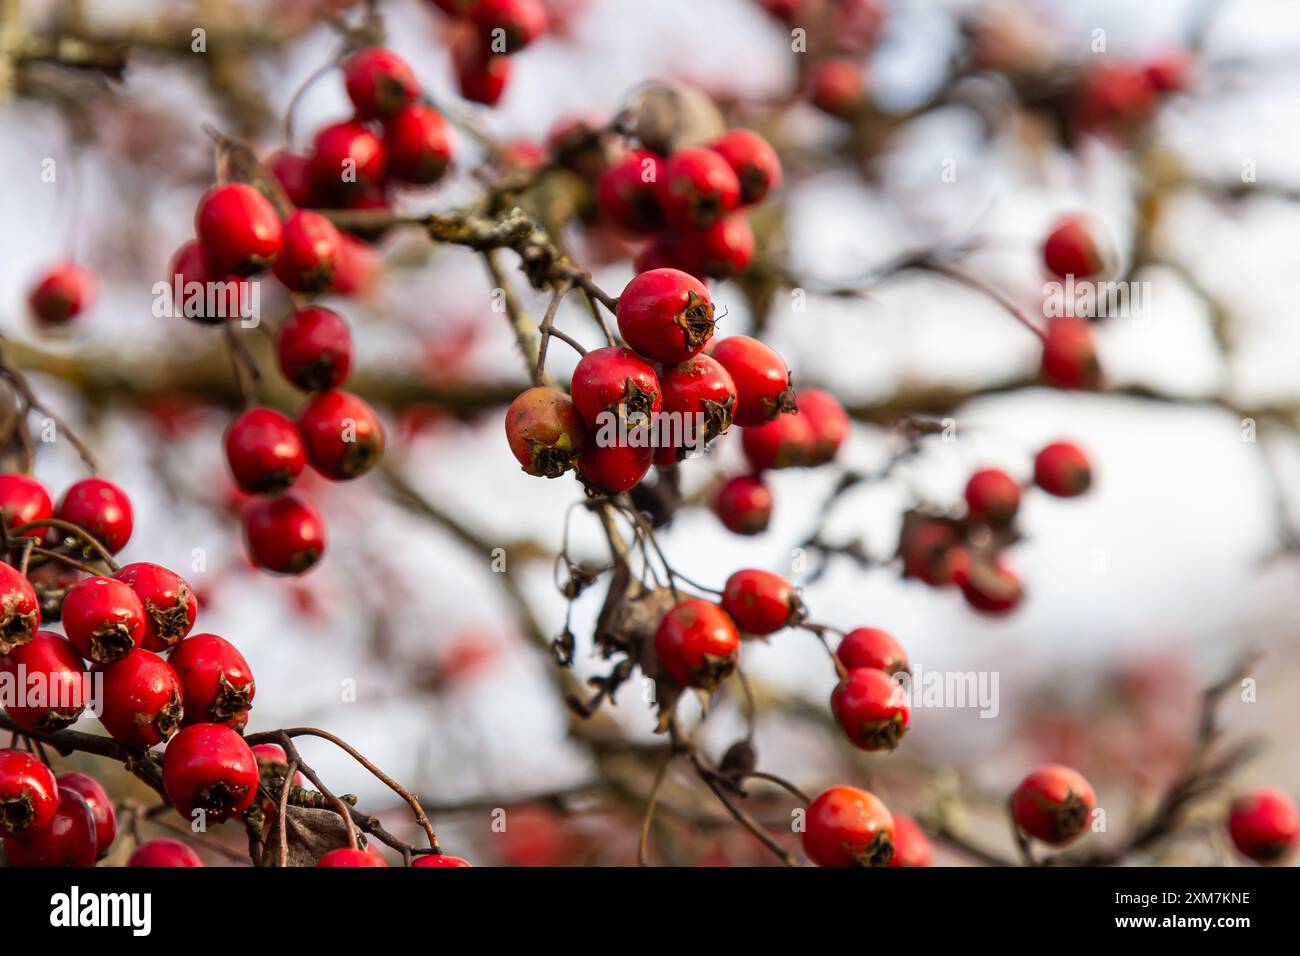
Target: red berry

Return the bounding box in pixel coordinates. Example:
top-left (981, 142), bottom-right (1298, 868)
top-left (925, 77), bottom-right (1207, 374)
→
top-left (964, 468), bottom-right (1021, 527)
top-left (1040, 316), bottom-right (1101, 390)
top-left (653, 598), bottom-right (740, 690)
top-left (569, 346), bottom-right (662, 428)
top-left (504, 386), bottom-right (585, 478)
top-left (272, 210), bottom-right (343, 293)
top-left (1143, 49), bottom-right (1194, 93)
top-left (643, 214), bottom-right (755, 278)
top-left (802, 785), bottom-right (895, 867)
top-left (128, 838), bottom-right (203, 867)
top-left (384, 104), bottom-right (454, 185)
top-left (0, 748), bottom-right (58, 836)
top-left (831, 667), bottom-right (910, 751)
top-left (597, 150), bottom-right (665, 234)
top-left (195, 183), bottom-right (283, 276)
top-left (1042, 215), bottom-right (1106, 278)
top-left (342, 47), bottom-right (419, 120)
top-left (616, 268), bottom-right (715, 364)
top-left (167, 240), bottom-right (252, 326)
top-left (2, 787), bottom-right (97, 867)
top-left (266, 150), bottom-right (318, 207)
top-left (1011, 765), bottom-right (1096, 846)
top-left (61, 576), bottom-right (145, 664)
top-left (317, 847), bottom-right (387, 867)
top-left (742, 411), bottom-right (814, 471)
top-left (54, 772), bottom-right (115, 859)
top-left (837, 627), bottom-right (908, 674)
top-left (297, 390), bottom-right (386, 480)
top-left (411, 853), bottom-right (472, 867)
top-left (1227, 788), bottom-right (1298, 864)
top-left (809, 57), bottom-right (864, 117)
top-left (251, 743), bottom-right (304, 786)
top-left (721, 569), bottom-right (803, 636)
top-left (28, 262), bottom-right (96, 325)
top-left (0, 632), bottom-right (88, 731)
top-left (242, 494), bottom-right (326, 575)
top-left (1033, 441), bottom-right (1092, 497)
top-left (0, 474), bottom-right (52, 538)
top-left (655, 353), bottom-right (736, 464)
top-left (1074, 62), bottom-right (1156, 135)
top-left (57, 477), bottom-right (134, 554)
top-left (576, 443), bottom-right (654, 494)
top-left (452, 32), bottom-right (512, 105)
top-left (311, 121), bottom-right (388, 201)
top-left (224, 407), bottom-right (307, 495)
top-left (796, 389), bottom-right (849, 465)
top-left (277, 307), bottom-right (354, 392)
top-left (713, 475), bottom-right (772, 535)
top-left (113, 562), bottom-right (198, 652)
top-left (710, 129), bottom-right (782, 205)
top-left (163, 723), bottom-right (259, 823)
top-left (0, 563), bottom-right (40, 655)
top-left (899, 517), bottom-right (965, 587)
top-left (168, 633), bottom-right (256, 729)
top-left (99, 648), bottom-right (183, 747)
top-left (658, 148), bottom-right (741, 230)
top-left (710, 335), bottom-right (795, 427)
top-left (888, 812), bottom-right (932, 867)
top-left (469, 0), bottom-right (548, 52)
top-left (957, 557), bottom-right (1022, 614)
top-left (331, 234), bottom-right (382, 297)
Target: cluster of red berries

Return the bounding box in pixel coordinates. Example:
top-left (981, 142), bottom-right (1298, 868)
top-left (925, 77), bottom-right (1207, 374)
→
top-left (1038, 214), bottom-right (1107, 389)
top-left (27, 262), bottom-right (97, 329)
top-left (1073, 49), bottom-right (1194, 139)
top-left (0, 753), bottom-right (115, 866)
top-left (427, 0), bottom-right (548, 105)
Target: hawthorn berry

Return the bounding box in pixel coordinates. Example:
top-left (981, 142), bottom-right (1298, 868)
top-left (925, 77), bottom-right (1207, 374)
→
top-left (168, 633), bottom-right (256, 729)
top-left (713, 474), bottom-right (772, 535)
top-left (56, 476), bottom-right (134, 554)
top-left (899, 517), bottom-right (966, 587)
top-left (569, 346), bottom-right (663, 428)
top-left (964, 468), bottom-right (1021, 527)
top-left (888, 812), bottom-right (933, 867)
top-left (311, 121), bottom-right (388, 201)
top-left (1227, 788), bottom-right (1298, 864)
top-left (957, 557), bottom-right (1022, 614)
top-left (168, 239), bottom-right (252, 326)
top-left (317, 847), bottom-right (387, 867)
top-left (195, 183), bottom-right (283, 276)
top-left (28, 262), bottom-right (96, 326)
top-left (0, 473), bottom-right (53, 537)
top-left (411, 853), bottom-right (472, 867)
top-left (721, 569), bottom-right (803, 636)
top-left (655, 353), bottom-right (736, 463)
top-left (0, 631), bottom-right (88, 731)
top-left (1011, 765), bottom-right (1096, 846)
top-left (297, 390), bottom-right (386, 480)
top-left (802, 785), bottom-right (895, 867)
top-left (597, 149), bottom-right (664, 234)
top-left (642, 213), bottom-right (755, 279)
top-left (1042, 214), bottom-right (1106, 279)
top-left (1033, 441), bottom-right (1092, 497)
top-left (576, 442), bottom-right (654, 494)
top-left (163, 723), bottom-right (259, 823)
top-left (99, 648), bottom-right (183, 747)
top-left (277, 306), bottom-right (354, 393)
top-left (469, 0), bottom-right (548, 52)
top-left (128, 838), bottom-right (203, 867)
top-left (272, 210), bottom-right (343, 293)
top-left (0, 563), bottom-right (41, 655)
top-left (1074, 62), bottom-right (1156, 136)
top-left (266, 150), bottom-right (318, 208)
top-left (452, 32), bottom-right (512, 105)
top-left (837, 627), bottom-right (908, 675)
top-left (653, 598), bottom-right (740, 690)
top-left (242, 494), bottom-right (326, 575)
top-left (1040, 316), bottom-right (1100, 390)
top-left (342, 47), bottom-right (420, 120)
top-left (742, 411), bottom-right (814, 472)
top-left (0, 748), bottom-right (59, 836)
top-left (809, 57), bottom-right (865, 117)
top-left (658, 148), bottom-right (741, 230)
top-left (796, 389), bottom-right (849, 465)
top-left (331, 234), bottom-right (382, 297)
top-left (710, 335), bottom-right (795, 427)
top-left (832, 667), bottom-right (910, 751)
top-left (2, 787), bottom-right (97, 867)
top-left (225, 407), bottom-right (308, 495)
top-left (113, 562), bottom-right (198, 651)
top-left (505, 386), bottom-right (585, 478)
top-left (384, 104), bottom-right (454, 185)
top-left (56, 772), bottom-right (116, 859)
top-left (616, 268), bottom-right (715, 364)
top-left (710, 129), bottom-right (782, 205)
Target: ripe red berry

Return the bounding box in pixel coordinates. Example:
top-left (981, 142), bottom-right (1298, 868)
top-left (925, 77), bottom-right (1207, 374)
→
top-left (267, 150), bottom-right (318, 207)
top-left (964, 468), bottom-right (1021, 527)
top-left (1074, 62), bottom-right (1156, 135)
top-left (55, 772), bottom-right (116, 859)
top-left (957, 557), bottom-right (1022, 614)
top-left (505, 386), bottom-right (585, 478)
top-left (1040, 316), bottom-right (1100, 390)
top-left (411, 853), bottom-right (472, 867)
top-left (0, 749), bottom-right (58, 836)
top-left (1011, 765), bottom-right (1096, 846)
top-left (642, 214), bottom-right (755, 278)
top-left (452, 32), bottom-right (512, 105)
top-left (271, 210), bottom-right (343, 293)
top-left (796, 389), bottom-right (849, 465)
top-left (888, 812), bottom-right (932, 867)
top-left (28, 262), bottom-right (96, 325)
top-left (0, 563), bottom-right (40, 655)
top-left (57, 476), bottom-right (134, 554)
top-left (384, 104), bottom-right (454, 185)
top-left (655, 353), bottom-right (736, 464)
top-left (317, 847), bottom-right (388, 867)
top-left (713, 475), bottom-right (772, 535)
top-left (710, 129), bottom-right (782, 205)
top-left (597, 149), bottom-right (664, 234)
top-left (1227, 788), bottom-right (1298, 864)
top-left (195, 183), bottom-right (283, 276)
top-left (616, 268), bottom-right (715, 364)
top-left (809, 57), bottom-right (865, 117)
top-left (569, 346), bottom-right (663, 428)
top-left (832, 667), bottom-right (910, 751)
top-left (710, 335), bottom-right (795, 427)
top-left (837, 627), bottom-right (908, 674)
top-left (163, 723), bottom-right (259, 823)
top-left (168, 240), bottom-right (252, 326)
top-left (899, 517), bottom-right (966, 587)
top-left (576, 443), bottom-right (654, 494)
top-left (0, 631), bottom-right (88, 731)
top-left (2, 787), bottom-right (97, 867)
top-left (1043, 215), bottom-right (1106, 278)
top-left (658, 148), bottom-right (741, 230)
top-left (277, 307), bottom-right (353, 393)
top-left (128, 838), bottom-right (203, 867)
top-left (99, 648), bottom-right (183, 747)
top-left (1033, 441), bottom-right (1092, 497)
top-left (311, 121), bottom-right (388, 201)
top-left (469, 0), bottom-right (548, 52)
top-left (242, 494), bottom-right (326, 575)
top-left (0, 473), bottom-right (53, 537)
top-left (224, 407), bottom-right (307, 495)
top-left (742, 411), bottom-right (814, 472)
top-left (297, 390), bottom-right (386, 480)
top-left (721, 569), bottom-right (803, 636)
top-left (653, 598), bottom-right (740, 690)
top-left (168, 633), bottom-right (256, 729)
top-left (61, 576), bottom-right (145, 664)
top-left (113, 562), bottom-right (198, 652)
top-left (342, 47), bottom-right (419, 120)
top-left (802, 785), bottom-right (895, 867)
